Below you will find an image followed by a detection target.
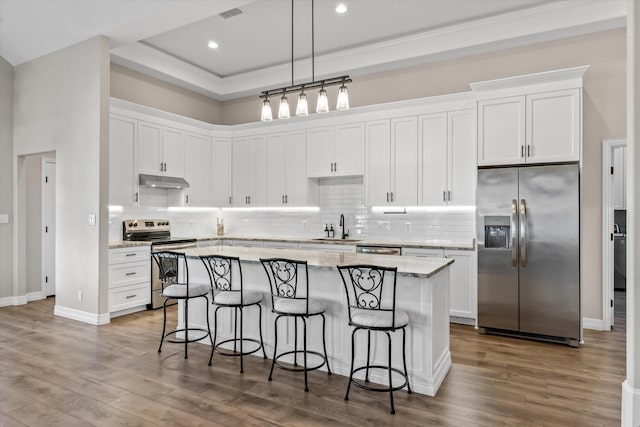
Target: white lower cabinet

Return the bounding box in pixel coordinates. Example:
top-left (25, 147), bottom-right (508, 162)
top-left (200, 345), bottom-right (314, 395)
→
top-left (403, 247), bottom-right (477, 324)
top-left (109, 246), bottom-right (151, 316)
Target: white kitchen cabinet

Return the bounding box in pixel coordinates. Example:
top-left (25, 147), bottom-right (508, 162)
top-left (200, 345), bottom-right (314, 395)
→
top-left (267, 130), bottom-right (307, 206)
top-left (212, 136), bottom-right (233, 207)
top-left (232, 135), bottom-right (267, 206)
top-left (365, 117), bottom-right (418, 206)
top-left (109, 246), bottom-right (151, 316)
top-left (137, 121), bottom-right (185, 177)
top-left (182, 132), bottom-right (213, 207)
top-left (306, 123), bottom-right (364, 178)
top-left (419, 109), bottom-right (475, 206)
top-left (478, 88), bottom-right (580, 166)
top-left (402, 247), bottom-right (476, 324)
top-left (614, 146), bottom-right (626, 209)
top-left (109, 114), bottom-right (138, 206)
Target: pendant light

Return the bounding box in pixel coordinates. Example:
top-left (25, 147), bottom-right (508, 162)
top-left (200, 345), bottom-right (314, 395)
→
top-left (259, 0), bottom-right (352, 121)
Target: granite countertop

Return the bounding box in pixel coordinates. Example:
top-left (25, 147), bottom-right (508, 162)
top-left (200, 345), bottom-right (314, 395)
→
top-left (196, 235), bottom-right (475, 250)
top-left (181, 246), bottom-right (454, 278)
top-left (109, 241), bottom-right (152, 249)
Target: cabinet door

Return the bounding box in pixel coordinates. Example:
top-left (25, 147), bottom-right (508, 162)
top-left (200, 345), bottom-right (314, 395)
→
top-left (334, 122), bottom-right (365, 177)
top-left (477, 96), bottom-right (525, 166)
top-left (232, 137), bottom-right (249, 206)
top-left (162, 127), bottom-right (185, 177)
top-left (212, 137), bottom-right (232, 207)
top-left (445, 249), bottom-right (476, 322)
top-left (365, 119), bottom-right (391, 206)
top-left (137, 120), bottom-right (163, 175)
top-left (285, 130), bottom-right (307, 206)
top-left (184, 132), bottom-right (212, 206)
top-left (614, 146), bottom-right (626, 209)
top-left (448, 109), bottom-right (476, 206)
top-left (418, 113), bottom-right (447, 206)
top-left (391, 116), bottom-right (418, 206)
top-left (267, 132), bottom-right (287, 206)
top-left (109, 115), bottom-right (137, 205)
top-left (526, 89), bottom-right (580, 163)
top-left (248, 135), bottom-right (267, 206)
top-left (306, 126), bottom-right (334, 177)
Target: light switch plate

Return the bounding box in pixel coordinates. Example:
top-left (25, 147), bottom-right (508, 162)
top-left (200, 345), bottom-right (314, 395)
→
top-left (88, 214), bottom-right (96, 226)
top-left (0, 214), bottom-right (8, 224)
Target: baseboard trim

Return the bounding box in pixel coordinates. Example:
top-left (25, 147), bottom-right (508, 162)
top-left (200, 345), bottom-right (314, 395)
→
top-left (622, 380), bottom-right (640, 426)
top-left (0, 292), bottom-right (46, 307)
top-left (54, 305), bottom-right (111, 325)
top-left (583, 317), bottom-right (605, 331)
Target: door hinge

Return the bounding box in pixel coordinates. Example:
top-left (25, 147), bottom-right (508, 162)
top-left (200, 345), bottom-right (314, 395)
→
top-left (611, 166), bottom-right (614, 175)
top-left (45, 276), bottom-right (48, 283)
top-left (45, 176), bottom-right (48, 183)
top-left (45, 226), bottom-right (49, 233)
top-left (611, 233), bottom-right (613, 241)
top-left (611, 299), bottom-right (614, 308)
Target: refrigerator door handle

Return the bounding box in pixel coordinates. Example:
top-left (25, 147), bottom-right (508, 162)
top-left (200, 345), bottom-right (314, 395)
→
top-left (520, 198), bottom-right (527, 268)
top-left (511, 199), bottom-right (518, 267)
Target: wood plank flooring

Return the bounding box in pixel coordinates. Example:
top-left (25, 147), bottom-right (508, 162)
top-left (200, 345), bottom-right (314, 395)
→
top-left (0, 295), bottom-right (626, 426)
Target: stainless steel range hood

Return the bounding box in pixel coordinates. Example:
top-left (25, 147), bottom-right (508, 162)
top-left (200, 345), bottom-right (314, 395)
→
top-left (139, 174), bottom-right (190, 189)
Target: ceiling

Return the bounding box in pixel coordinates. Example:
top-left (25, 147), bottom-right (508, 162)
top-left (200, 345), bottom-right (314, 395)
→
top-left (0, 0), bottom-right (627, 100)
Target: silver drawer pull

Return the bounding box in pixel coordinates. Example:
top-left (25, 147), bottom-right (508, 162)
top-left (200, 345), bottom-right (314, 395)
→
top-left (126, 294), bottom-right (137, 299)
top-left (125, 272), bottom-right (137, 276)
top-left (125, 253), bottom-right (137, 257)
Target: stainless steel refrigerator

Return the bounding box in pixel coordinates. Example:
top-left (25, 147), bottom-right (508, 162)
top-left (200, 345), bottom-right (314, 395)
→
top-left (477, 164), bottom-right (580, 347)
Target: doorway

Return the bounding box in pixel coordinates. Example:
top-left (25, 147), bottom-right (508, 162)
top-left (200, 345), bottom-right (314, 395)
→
top-left (602, 138), bottom-right (626, 330)
top-left (42, 159), bottom-right (56, 297)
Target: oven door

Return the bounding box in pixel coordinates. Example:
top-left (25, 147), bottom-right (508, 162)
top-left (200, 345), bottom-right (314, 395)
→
top-left (149, 242), bottom-right (198, 310)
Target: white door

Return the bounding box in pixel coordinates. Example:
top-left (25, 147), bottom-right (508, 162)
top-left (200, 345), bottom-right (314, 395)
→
top-left (284, 130), bottom-right (307, 206)
top-left (266, 133), bottom-right (287, 206)
top-left (232, 137), bottom-right (249, 206)
top-left (334, 122), bottom-right (365, 177)
top-left (43, 160), bottom-right (56, 297)
top-left (137, 120), bottom-right (163, 175)
top-left (477, 96), bottom-right (525, 166)
top-left (306, 126), bottom-right (334, 178)
top-left (448, 109), bottom-right (476, 206)
top-left (418, 113), bottom-right (447, 205)
top-left (162, 127), bottom-right (185, 177)
top-left (391, 116), bottom-right (418, 206)
top-left (365, 119), bottom-right (391, 205)
top-left (212, 137), bottom-right (232, 206)
top-left (613, 146), bottom-right (626, 209)
top-left (184, 132), bottom-right (212, 206)
top-left (248, 135), bottom-right (267, 206)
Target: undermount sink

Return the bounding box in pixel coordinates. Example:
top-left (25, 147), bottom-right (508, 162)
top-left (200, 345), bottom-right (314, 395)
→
top-left (311, 237), bottom-right (361, 242)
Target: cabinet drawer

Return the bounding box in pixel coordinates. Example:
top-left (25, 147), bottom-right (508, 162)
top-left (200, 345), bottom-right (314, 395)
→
top-left (109, 283), bottom-right (150, 313)
top-left (109, 246), bottom-right (150, 264)
top-left (109, 262), bottom-right (150, 288)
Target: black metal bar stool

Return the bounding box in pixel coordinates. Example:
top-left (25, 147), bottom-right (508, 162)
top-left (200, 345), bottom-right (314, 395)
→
top-left (260, 258), bottom-right (331, 392)
top-left (152, 251), bottom-right (212, 359)
top-left (337, 264), bottom-right (412, 414)
top-left (200, 255), bottom-right (267, 372)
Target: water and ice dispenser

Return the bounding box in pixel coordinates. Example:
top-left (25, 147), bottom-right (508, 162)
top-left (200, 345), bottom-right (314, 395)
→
top-left (484, 216), bottom-right (511, 249)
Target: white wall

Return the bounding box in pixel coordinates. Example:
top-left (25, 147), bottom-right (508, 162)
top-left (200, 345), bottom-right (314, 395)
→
top-left (0, 56), bottom-right (13, 300)
top-left (13, 36), bottom-right (111, 322)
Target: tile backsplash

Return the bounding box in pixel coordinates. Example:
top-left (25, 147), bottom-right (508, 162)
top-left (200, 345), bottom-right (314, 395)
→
top-left (109, 178), bottom-right (474, 243)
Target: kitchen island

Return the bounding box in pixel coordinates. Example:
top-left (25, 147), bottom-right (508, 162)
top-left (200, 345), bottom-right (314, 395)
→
top-left (177, 245), bottom-right (454, 397)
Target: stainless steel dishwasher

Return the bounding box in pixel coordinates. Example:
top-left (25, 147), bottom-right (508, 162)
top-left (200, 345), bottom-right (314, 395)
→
top-left (355, 245), bottom-right (402, 256)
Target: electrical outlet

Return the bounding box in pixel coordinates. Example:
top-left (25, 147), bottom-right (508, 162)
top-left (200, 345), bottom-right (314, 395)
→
top-left (77, 291), bottom-right (83, 301)
top-left (88, 214), bottom-right (96, 226)
top-left (302, 220), bottom-right (308, 230)
top-left (405, 222), bottom-right (412, 232)
top-left (378, 221), bottom-right (390, 231)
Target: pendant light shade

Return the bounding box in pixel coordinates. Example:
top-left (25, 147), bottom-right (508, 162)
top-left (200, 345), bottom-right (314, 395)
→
top-left (261, 98), bottom-right (273, 122)
top-left (316, 88), bottom-right (329, 114)
top-left (336, 84), bottom-right (349, 111)
top-left (296, 91), bottom-right (309, 116)
top-left (278, 94), bottom-right (290, 119)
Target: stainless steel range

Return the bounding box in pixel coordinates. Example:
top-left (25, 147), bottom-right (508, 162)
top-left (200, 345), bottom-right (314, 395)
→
top-left (122, 219), bottom-right (197, 309)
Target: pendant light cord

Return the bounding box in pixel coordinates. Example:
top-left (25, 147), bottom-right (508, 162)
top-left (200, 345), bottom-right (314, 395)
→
top-left (311, 0), bottom-right (315, 82)
top-left (291, 0), bottom-right (294, 87)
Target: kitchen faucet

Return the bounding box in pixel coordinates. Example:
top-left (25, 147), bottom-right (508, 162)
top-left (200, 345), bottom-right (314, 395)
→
top-left (339, 214), bottom-right (349, 240)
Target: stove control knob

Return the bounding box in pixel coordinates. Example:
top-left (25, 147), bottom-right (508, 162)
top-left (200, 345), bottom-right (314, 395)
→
top-left (133, 223), bottom-right (138, 227)
top-left (128, 222), bottom-right (133, 227)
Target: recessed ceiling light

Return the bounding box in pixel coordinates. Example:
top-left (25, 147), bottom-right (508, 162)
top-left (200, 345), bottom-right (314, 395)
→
top-left (335, 3), bottom-right (347, 14)
top-left (207, 40), bottom-right (219, 49)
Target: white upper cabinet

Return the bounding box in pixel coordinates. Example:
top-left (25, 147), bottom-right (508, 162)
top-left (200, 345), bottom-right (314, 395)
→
top-left (109, 114), bottom-right (138, 206)
top-left (267, 131), bottom-right (306, 206)
top-left (183, 132), bottom-right (212, 207)
top-left (137, 121), bottom-right (185, 177)
top-left (365, 117), bottom-right (417, 206)
top-left (478, 88), bottom-right (580, 166)
top-left (419, 109), bottom-right (476, 206)
top-left (306, 123), bottom-right (364, 178)
top-left (232, 135), bottom-right (267, 206)
top-left (212, 136), bottom-right (232, 207)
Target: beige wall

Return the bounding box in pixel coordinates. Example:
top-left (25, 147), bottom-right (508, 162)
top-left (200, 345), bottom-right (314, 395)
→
top-left (221, 28), bottom-right (626, 322)
top-left (14, 36), bottom-right (111, 318)
top-left (0, 56), bottom-right (13, 300)
top-left (110, 63), bottom-right (223, 124)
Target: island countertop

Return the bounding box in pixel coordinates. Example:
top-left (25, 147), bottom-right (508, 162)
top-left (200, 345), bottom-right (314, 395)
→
top-left (181, 245), bottom-right (454, 278)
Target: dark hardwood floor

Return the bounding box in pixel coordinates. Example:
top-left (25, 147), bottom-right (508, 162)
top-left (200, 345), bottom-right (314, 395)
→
top-left (0, 296), bottom-right (625, 426)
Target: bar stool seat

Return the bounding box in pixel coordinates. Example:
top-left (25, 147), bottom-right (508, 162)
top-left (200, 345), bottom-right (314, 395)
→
top-left (350, 309), bottom-right (409, 329)
top-left (213, 290), bottom-right (262, 306)
top-left (273, 298), bottom-right (326, 315)
top-left (162, 283), bottom-right (209, 298)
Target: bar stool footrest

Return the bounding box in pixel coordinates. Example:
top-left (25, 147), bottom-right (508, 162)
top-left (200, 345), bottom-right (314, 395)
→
top-left (163, 327), bottom-right (210, 344)
top-left (214, 337), bottom-right (263, 357)
top-left (274, 350), bottom-right (327, 372)
top-left (350, 365), bottom-right (409, 392)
